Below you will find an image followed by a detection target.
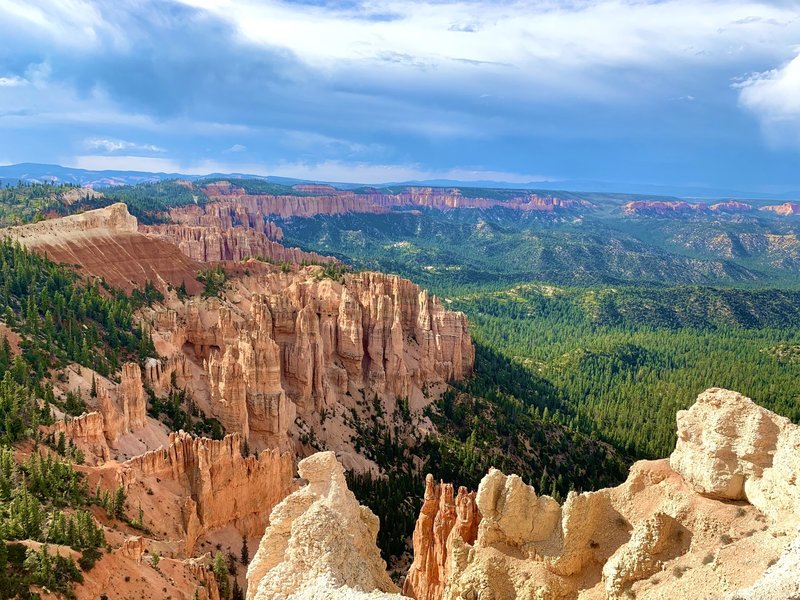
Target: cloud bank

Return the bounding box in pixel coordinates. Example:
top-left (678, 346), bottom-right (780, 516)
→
top-left (1, 0), bottom-right (800, 189)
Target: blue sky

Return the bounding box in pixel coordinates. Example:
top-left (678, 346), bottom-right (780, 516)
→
top-left (1, 0), bottom-right (800, 190)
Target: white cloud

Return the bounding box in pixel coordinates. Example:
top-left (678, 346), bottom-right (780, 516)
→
top-left (214, 159), bottom-right (548, 184)
top-left (174, 0), bottom-right (800, 101)
top-left (0, 75), bottom-right (26, 87)
top-left (85, 137), bottom-right (165, 153)
top-left (71, 155), bottom-right (183, 172)
top-left (224, 143), bottom-right (247, 152)
top-left (737, 52), bottom-right (800, 121)
top-left (69, 154), bottom-right (548, 184)
top-left (736, 51), bottom-right (800, 144)
top-left (0, 0), bottom-right (123, 49)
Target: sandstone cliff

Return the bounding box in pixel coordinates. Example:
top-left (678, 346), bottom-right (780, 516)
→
top-left (163, 184), bottom-right (592, 226)
top-left (97, 362), bottom-right (148, 448)
top-left (760, 202), bottom-right (800, 216)
top-left (119, 431), bottom-right (295, 554)
top-left (246, 451), bottom-right (401, 600)
top-left (50, 411), bottom-right (110, 465)
top-left (2, 203), bottom-right (203, 293)
top-left (406, 388), bottom-right (799, 600)
top-left (142, 223), bottom-right (333, 265)
top-left (144, 268), bottom-right (474, 457)
top-left (403, 474), bottom-right (480, 600)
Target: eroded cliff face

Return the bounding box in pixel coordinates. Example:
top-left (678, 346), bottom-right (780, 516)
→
top-left (48, 361), bottom-right (152, 462)
top-left (142, 223), bottom-right (333, 265)
top-left (162, 184), bottom-right (592, 226)
top-left (142, 267), bottom-right (474, 458)
top-left (119, 431), bottom-right (295, 554)
top-left (50, 411), bottom-right (110, 465)
top-left (3, 203), bottom-right (204, 293)
top-left (403, 474), bottom-right (480, 600)
top-left (246, 451), bottom-right (400, 600)
top-left (406, 388), bottom-right (800, 600)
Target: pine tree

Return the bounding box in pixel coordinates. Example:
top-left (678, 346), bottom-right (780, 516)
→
top-left (240, 537), bottom-right (249, 564)
top-left (112, 485), bottom-right (126, 519)
top-left (213, 551), bottom-right (230, 599)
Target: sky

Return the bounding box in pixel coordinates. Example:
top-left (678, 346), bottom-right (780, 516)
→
top-left (1, 0), bottom-right (800, 191)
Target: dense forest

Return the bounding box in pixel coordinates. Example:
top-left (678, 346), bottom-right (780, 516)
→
top-left (280, 208), bottom-right (800, 465)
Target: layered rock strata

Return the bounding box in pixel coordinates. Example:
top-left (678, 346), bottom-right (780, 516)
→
top-left (50, 411), bottom-right (110, 464)
top-left (161, 183), bottom-right (592, 226)
top-left (3, 203), bottom-right (203, 293)
top-left (142, 223), bottom-right (334, 265)
top-left (144, 269), bottom-right (474, 453)
top-left (246, 451), bottom-right (400, 600)
top-left (119, 431), bottom-right (295, 554)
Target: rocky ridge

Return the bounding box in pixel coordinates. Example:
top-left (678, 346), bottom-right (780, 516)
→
top-left (142, 223), bottom-right (333, 265)
top-left (2, 203), bottom-right (204, 293)
top-left (403, 387), bottom-right (800, 600)
top-left (119, 431), bottom-right (295, 554)
top-left (246, 451), bottom-right (400, 600)
top-left (166, 183), bottom-right (593, 225)
top-left (141, 267), bottom-right (474, 460)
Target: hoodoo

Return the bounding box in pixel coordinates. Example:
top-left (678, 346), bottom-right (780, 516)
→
top-left (403, 388), bottom-right (800, 600)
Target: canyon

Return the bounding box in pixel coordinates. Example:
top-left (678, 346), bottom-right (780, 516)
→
top-left (5, 199), bottom-right (800, 600)
top-left (166, 181), bottom-right (595, 223)
top-left (243, 388), bottom-right (799, 600)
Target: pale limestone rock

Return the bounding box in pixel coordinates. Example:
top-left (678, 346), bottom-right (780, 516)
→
top-left (246, 451), bottom-right (399, 600)
top-left (602, 512), bottom-right (680, 599)
top-left (476, 468), bottom-right (561, 550)
top-left (670, 387), bottom-right (800, 524)
top-left (439, 389), bottom-right (800, 600)
top-left (721, 530), bottom-right (800, 600)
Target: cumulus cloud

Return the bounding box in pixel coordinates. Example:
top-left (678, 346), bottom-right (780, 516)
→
top-left (3, 0), bottom-right (800, 188)
top-left (85, 138), bottom-right (165, 153)
top-left (737, 52), bottom-right (800, 118)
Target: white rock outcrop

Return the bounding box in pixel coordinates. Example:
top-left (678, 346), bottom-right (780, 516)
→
top-left (246, 451), bottom-right (401, 600)
top-left (435, 388), bottom-right (800, 600)
top-left (670, 387), bottom-right (800, 525)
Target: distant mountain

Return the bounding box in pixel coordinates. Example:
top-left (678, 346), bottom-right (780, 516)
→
top-left (0, 163), bottom-right (276, 188)
top-left (0, 163), bottom-right (797, 201)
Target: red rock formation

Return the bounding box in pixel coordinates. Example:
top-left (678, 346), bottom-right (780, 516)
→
top-left (143, 353), bottom-right (192, 395)
top-left (404, 475), bottom-right (480, 600)
top-left (145, 269), bottom-right (474, 453)
top-left (2, 203), bottom-right (203, 293)
top-left (710, 200), bottom-right (754, 212)
top-left (623, 201), bottom-right (709, 216)
top-left (141, 223), bottom-right (333, 264)
top-left (291, 184), bottom-right (338, 194)
top-left (96, 362), bottom-right (148, 447)
top-left (178, 184), bottom-right (592, 223)
top-left (49, 412), bottom-right (110, 464)
top-left (760, 202), bottom-right (800, 216)
top-left (119, 431), bottom-right (295, 553)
